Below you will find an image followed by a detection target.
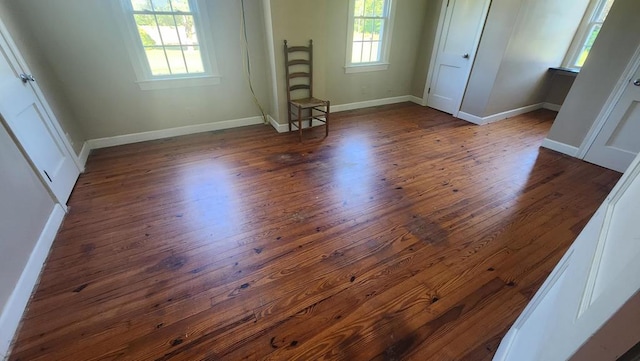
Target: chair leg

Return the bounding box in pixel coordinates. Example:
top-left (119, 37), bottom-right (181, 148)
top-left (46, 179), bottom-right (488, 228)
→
top-left (288, 103), bottom-right (292, 132)
top-left (325, 101), bottom-right (330, 137)
top-left (309, 108), bottom-right (313, 128)
top-left (297, 105), bottom-right (303, 142)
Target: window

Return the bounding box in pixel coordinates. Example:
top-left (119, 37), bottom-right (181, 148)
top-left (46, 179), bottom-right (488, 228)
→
top-left (117, 0), bottom-right (220, 90)
top-left (564, 0), bottom-right (615, 69)
top-left (345, 0), bottom-right (395, 73)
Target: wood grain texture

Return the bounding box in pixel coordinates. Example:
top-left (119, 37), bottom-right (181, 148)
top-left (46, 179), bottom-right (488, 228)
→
top-left (8, 103), bottom-right (620, 361)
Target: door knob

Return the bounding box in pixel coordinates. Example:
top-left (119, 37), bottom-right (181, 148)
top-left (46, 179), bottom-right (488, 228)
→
top-left (19, 73), bottom-right (35, 83)
top-left (462, 53), bottom-right (470, 59)
top-left (633, 79), bottom-right (640, 86)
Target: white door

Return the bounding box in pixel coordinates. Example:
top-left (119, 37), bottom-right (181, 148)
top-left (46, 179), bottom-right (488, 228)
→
top-left (494, 153), bottom-right (640, 361)
top-left (0, 29), bottom-right (79, 204)
top-left (425, 0), bottom-right (490, 115)
top-left (584, 69), bottom-right (640, 172)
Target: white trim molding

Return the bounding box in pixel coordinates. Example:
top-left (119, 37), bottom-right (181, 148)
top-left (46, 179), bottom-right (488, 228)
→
top-left (331, 95), bottom-right (414, 113)
top-left (457, 103), bottom-right (544, 125)
top-left (268, 115), bottom-right (288, 133)
top-left (344, 63), bottom-right (389, 74)
top-left (409, 95), bottom-right (423, 105)
top-left (541, 138), bottom-right (580, 157)
top-left (262, 0), bottom-right (280, 130)
top-left (543, 103), bottom-right (562, 112)
top-left (0, 204), bottom-right (65, 359)
top-left (84, 96), bottom-right (422, 147)
top-left (87, 116), bottom-right (265, 149)
top-left (78, 142), bottom-right (91, 171)
top-left (456, 111), bottom-right (484, 125)
top-left (269, 95), bottom-right (423, 132)
top-left (112, 0), bottom-right (221, 90)
top-left (344, 0), bottom-right (396, 71)
top-left (577, 44), bottom-right (640, 159)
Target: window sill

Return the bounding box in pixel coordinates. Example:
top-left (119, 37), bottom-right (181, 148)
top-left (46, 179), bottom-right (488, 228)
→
top-left (136, 75), bottom-right (221, 91)
top-left (549, 67), bottom-right (579, 77)
top-left (344, 63), bottom-right (389, 74)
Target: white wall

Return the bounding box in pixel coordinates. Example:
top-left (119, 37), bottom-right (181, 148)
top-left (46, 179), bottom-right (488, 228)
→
top-left (546, 0), bottom-right (640, 148)
top-left (268, 0), bottom-right (428, 123)
top-left (411, 0), bottom-right (443, 99)
top-left (6, 0), bottom-right (271, 140)
top-left (461, 0), bottom-right (589, 117)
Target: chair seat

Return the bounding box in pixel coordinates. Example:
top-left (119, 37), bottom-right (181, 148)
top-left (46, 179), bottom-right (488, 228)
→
top-left (290, 97), bottom-right (328, 108)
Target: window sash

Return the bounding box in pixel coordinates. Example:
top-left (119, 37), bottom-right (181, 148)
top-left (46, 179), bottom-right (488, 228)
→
top-left (564, 0), bottom-right (614, 69)
top-left (347, 0), bottom-right (393, 67)
top-left (125, 0), bottom-right (212, 79)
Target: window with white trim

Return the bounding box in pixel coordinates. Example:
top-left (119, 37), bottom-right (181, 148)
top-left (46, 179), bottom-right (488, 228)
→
top-left (564, 0), bottom-right (615, 69)
top-left (345, 0), bottom-right (395, 73)
top-left (118, 0), bottom-right (220, 89)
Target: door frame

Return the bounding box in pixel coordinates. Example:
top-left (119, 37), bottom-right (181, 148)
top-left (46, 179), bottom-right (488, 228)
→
top-left (577, 43), bottom-right (640, 159)
top-left (0, 17), bottom-right (82, 173)
top-left (421, 0), bottom-right (491, 117)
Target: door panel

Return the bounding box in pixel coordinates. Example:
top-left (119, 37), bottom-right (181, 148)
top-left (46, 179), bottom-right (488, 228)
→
top-left (494, 153), bottom-right (640, 361)
top-left (0, 31), bottom-right (79, 204)
top-left (584, 69), bottom-right (640, 172)
top-left (427, 0), bottom-right (489, 115)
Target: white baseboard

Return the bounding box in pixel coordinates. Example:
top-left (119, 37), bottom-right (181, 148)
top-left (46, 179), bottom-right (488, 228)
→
top-left (409, 95), bottom-right (424, 105)
top-left (543, 103), bottom-right (562, 112)
top-left (268, 115), bottom-right (288, 133)
top-left (269, 95), bottom-right (420, 133)
top-left (78, 142), bottom-right (91, 171)
top-left (541, 138), bottom-right (579, 157)
top-left (456, 111), bottom-right (484, 125)
top-left (0, 204), bottom-right (65, 359)
top-left (86, 116), bottom-right (266, 149)
top-left (457, 103), bottom-right (544, 125)
top-left (331, 95), bottom-right (413, 112)
top-left (483, 103), bottom-right (544, 124)
top-left (271, 117), bottom-right (328, 133)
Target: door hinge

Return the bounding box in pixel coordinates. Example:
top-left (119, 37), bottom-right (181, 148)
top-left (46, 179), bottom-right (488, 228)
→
top-left (43, 170), bottom-right (52, 182)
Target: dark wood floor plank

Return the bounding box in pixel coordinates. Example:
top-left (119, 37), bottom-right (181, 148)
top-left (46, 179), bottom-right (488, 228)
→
top-left (8, 104), bottom-right (620, 360)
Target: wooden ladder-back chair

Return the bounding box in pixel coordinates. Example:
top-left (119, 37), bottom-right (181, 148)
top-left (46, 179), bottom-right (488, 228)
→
top-left (284, 39), bottom-right (330, 142)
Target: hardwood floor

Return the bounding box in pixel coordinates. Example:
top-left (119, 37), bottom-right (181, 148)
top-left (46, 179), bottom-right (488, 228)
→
top-left (9, 103), bottom-right (620, 360)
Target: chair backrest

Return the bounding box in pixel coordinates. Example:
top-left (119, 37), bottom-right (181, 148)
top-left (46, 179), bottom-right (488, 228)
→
top-left (284, 39), bottom-right (313, 103)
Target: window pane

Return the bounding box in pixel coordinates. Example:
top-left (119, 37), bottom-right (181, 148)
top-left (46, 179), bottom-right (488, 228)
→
top-left (373, 20), bottom-right (383, 41)
top-left (364, 0), bottom-right (373, 16)
top-left (131, 0), bottom-right (152, 11)
top-left (165, 46), bottom-right (188, 74)
top-left (354, 0), bottom-right (365, 17)
top-left (175, 15), bottom-right (198, 45)
top-left (171, 0), bottom-right (191, 12)
top-left (134, 14), bottom-right (155, 26)
top-left (184, 46), bottom-right (204, 73)
top-left (364, 19), bottom-right (374, 40)
top-left (144, 47), bottom-right (171, 75)
top-left (134, 14), bottom-right (161, 46)
top-left (353, 19), bottom-right (364, 42)
top-left (373, 0), bottom-right (384, 16)
top-left (361, 42), bottom-right (373, 62)
top-left (155, 15), bottom-right (181, 45)
top-left (151, 0), bottom-right (172, 11)
top-left (575, 24), bottom-right (601, 67)
top-left (352, 42), bottom-right (363, 63)
top-left (371, 41), bottom-right (381, 61)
